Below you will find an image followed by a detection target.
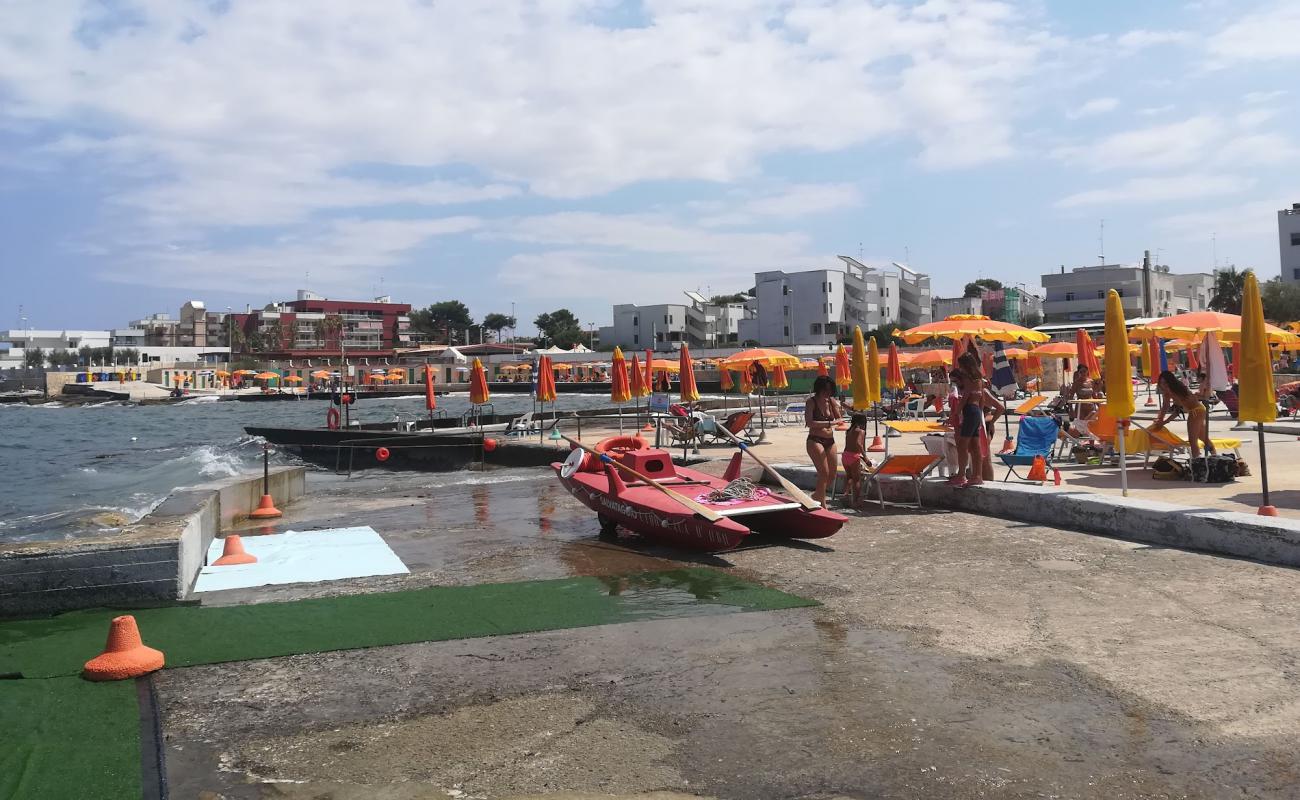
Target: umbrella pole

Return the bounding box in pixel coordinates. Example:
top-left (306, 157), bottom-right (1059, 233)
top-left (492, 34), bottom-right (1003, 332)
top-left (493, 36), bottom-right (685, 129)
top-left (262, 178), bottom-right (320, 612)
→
top-left (1118, 418), bottom-right (1128, 497)
top-left (1257, 422), bottom-right (1276, 515)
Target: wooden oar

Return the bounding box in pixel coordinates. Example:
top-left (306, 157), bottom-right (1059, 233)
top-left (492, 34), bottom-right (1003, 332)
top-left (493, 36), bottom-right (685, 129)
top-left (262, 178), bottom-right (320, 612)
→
top-left (562, 436), bottom-right (723, 522)
top-left (714, 424), bottom-right (821, 511)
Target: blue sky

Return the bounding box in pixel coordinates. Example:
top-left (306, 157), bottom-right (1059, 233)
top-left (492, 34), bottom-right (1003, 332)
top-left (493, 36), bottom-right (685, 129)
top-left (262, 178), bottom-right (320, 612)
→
top-left (2, 0), bottom-right (1298, 334)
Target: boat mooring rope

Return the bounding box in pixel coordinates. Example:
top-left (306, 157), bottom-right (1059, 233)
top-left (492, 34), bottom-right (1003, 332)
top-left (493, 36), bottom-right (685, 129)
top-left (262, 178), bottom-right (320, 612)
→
top-left (705, 477), bottom-right (761, 503)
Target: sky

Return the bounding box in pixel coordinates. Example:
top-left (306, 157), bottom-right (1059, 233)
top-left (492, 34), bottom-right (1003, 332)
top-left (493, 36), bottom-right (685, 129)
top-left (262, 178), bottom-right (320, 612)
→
top-left (2, 0), bottom-right (1298, 335)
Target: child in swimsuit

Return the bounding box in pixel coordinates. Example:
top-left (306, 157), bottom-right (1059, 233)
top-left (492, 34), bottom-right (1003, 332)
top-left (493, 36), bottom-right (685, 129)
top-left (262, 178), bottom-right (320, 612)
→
top-left (841, 413), bottom-right (870, 507)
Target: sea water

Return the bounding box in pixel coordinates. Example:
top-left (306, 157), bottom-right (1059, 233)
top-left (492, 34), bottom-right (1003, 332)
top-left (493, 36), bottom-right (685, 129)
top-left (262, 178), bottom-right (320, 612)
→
top-left (0, 392), bottom-right (610, 542)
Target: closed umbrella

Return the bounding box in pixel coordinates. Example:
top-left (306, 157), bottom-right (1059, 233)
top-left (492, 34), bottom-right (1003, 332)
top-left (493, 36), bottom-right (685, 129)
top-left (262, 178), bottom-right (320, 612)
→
top-left (866, 336), bottom-right (884, 451)
top-left (536, 355), bottom-right (558, 442)
top-left (1239, 270), bottom-right (1278, 515)
top-left (1142, 335), bottom-right (1161, 407)
top-left (833, 345), bottom-right (851, 390)
top-left (628, 353), bottom-right (647, 430)
top-left (1199, 331), bottom-right (1230, 391)
top-left (719, 366), bottom-right (733, 392)
top-left (469, 358), bottom-right (490, 406)
top-left (770, 363), bottom-right (789, 390)
top-left (1083, 329), bottom-right (1102, 380)
top-left (424, 364), bottom-right (437, 422)
top-left (885, 344), bottom-right (905, 391)
top-left (817, 358), bottom-right (829, 378)
top-left (611, 347), bottom-right (631, 432)
top-left (1103, 290), bottom-right (1134, 496)
top-left (851, 326), bottom-right (870, 410)
top-left (678, 344), bottom-right (699, 404)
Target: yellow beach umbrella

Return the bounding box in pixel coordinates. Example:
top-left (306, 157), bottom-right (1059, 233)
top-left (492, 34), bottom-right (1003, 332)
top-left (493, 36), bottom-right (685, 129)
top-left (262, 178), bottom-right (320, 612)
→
top-left (1240, 270), bottom-right (1277, 515)
top-left (866, 337), bottom-right (881, 404)
top-left (894, 314), bottom-right (1049, 345)
top-left (1103, 289), bottom-right (1134, 496)
top-left (851, 326), bottom-right (870, 408)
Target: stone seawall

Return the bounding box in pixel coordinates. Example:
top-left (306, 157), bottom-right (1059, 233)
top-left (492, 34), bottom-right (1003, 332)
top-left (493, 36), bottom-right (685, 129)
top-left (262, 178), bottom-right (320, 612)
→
top-left (0, 466), bottom-right (307, 618)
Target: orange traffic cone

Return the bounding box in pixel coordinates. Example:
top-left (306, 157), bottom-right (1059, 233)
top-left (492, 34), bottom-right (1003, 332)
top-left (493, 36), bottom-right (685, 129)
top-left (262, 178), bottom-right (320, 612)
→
top-left (83, 615), bottom-right (165, 681)
top-left (867, 435), bottom-right (885, 452)
top-left (642, 422), bottom-right (654, 432)
top-left (1144, 394), bottom-right (1154, 406)
top-left (248, 493), bottom-right (281, 519)
top-left (212, 534), bottom-right (257, 566)
top-left (1027, 455), bottom-right (1047, 482)
top-left (1000, 437), bottom-right (1015, 454)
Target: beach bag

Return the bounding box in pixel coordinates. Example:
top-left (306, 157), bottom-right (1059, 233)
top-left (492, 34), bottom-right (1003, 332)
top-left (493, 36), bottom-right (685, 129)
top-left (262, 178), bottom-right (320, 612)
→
top-left (1190, 455), bottom-right (1237, 483)
top-left (1151, 456), bottom-right (1187, 481)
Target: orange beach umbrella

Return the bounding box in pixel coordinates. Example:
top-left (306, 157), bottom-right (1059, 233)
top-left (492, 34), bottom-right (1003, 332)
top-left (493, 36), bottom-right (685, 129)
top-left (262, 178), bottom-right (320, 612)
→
top-left (894, 314), bottom-right (1049, 345)
top-left (537, 356), bottom-right (557, 403)
top-left (469, 358), bottom-right (490, 405)
top-left (1132, 311), bottom-right (1296, 344)
top-left (1030, 342), bottom-right (1077, 359)
top-left (833, 345), bottom-right (851, 389)
top-left (678, 345), bottom-right (699, 403)
top-left (425, 364), bottom-right (437, 411)
top-left (817, 358), bottom-right (829, 378)
top-left (629, 354), bottom-right (648, 398)
top-left (909, 349), bottom-right (953, 369)
top-left (610, 347), bottom-right (631, 404)
top-left (719, 348), bottom-right (800, 370)
top-left (770, 363), bottom-right (790, 390)
top-left (885, 343), bottom-right (905, 390)
top-left (718, 366), bottom-right (733, 392)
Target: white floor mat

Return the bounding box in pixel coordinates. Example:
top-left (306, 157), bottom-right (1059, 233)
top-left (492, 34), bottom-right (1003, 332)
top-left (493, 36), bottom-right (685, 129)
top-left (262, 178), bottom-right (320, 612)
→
top-left (193, 526), bottom-right (409, 593)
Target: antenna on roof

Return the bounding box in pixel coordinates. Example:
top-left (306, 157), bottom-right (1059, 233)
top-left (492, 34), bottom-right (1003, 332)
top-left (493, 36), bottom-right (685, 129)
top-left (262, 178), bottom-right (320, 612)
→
top-left (1098, 219), bottom-right (1105, 266)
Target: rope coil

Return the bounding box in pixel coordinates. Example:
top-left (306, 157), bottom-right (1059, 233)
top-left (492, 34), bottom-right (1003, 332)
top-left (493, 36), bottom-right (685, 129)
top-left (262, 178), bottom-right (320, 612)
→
top-left (705, 477), bottom-right (760, 502)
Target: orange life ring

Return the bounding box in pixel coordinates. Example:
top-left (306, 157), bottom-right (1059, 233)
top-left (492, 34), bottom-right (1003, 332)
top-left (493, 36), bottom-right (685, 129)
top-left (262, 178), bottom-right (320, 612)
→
top-left (326, 407), bottom-right (341, 430)
top-left (375, 446), bottom-right (391, 462)
top-left (595, 435), bottom-right (647, 454)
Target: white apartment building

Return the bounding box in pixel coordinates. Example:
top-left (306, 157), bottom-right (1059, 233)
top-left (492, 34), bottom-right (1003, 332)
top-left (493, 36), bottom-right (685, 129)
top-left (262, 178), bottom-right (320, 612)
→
top-left (1281, 203), bottom-right (1300, 283)
top-left (600, 292), bottom-right (751, 351)
top-left (1041, 253), bottom-right (1214, 324)
top-left (0, 329), bottom-right (111, 368)
top-left (737, 257), bottom-right (932, 347)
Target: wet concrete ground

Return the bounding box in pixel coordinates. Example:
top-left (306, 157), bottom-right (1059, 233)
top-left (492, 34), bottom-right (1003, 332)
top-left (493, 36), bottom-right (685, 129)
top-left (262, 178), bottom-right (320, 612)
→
top-left (164, 467), bottom-right (1300, 799)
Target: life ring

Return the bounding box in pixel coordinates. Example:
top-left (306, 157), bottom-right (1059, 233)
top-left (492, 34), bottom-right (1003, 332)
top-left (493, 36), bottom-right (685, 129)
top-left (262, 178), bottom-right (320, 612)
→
top-left (375, 446), bottom-right (391, 462)
top-left (326, 407), bottom-right (341, 430)
top-left (595, 435), bottom-right (647, 454)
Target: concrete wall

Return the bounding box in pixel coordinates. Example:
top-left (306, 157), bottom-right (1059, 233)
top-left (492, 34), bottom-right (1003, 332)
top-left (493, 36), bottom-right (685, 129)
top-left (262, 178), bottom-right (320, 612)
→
top-left (770, 464), bottom-right (1300, 569)
top-left (0, 466), bottom-right (306, 618)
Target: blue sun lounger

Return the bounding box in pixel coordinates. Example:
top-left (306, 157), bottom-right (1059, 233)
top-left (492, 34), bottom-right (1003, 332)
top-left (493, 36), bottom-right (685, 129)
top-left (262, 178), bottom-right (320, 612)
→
top-left (999, 415), bottom-right (1059, 482)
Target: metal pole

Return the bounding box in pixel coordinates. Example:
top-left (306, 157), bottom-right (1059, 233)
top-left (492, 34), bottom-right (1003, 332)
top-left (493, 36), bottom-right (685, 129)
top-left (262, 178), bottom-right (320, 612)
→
top-left (262, 443), bottom-right (270, 496)
top-left (1258, 422), bottom-right (1271, 508)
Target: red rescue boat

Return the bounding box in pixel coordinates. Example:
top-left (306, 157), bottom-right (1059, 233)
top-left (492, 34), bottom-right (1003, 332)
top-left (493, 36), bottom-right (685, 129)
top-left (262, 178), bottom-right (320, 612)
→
top-left (552, 436), bottom-right (847, 552)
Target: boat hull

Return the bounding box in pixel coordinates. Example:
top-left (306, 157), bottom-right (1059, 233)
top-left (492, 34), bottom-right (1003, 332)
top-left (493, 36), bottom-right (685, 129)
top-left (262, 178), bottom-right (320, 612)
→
top-left (552, 453), bottom-right (846, 552)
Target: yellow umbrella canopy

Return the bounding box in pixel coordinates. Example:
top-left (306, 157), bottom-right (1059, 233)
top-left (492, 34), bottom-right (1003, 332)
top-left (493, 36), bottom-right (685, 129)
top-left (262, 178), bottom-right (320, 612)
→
top-left (1103, 290), bottom-right (1133, 420)
top-left (283, 375), bottom-right (303, 383)
top-left (310, 369), bottom-right (331, 378)
top-left (1030, 342), bottom-right (1077, 359)
top-left (234, 369), bottom-right (259, 376)
top-left (851, 327), bottom-right (870, 407)
top-left (254, 372), bottom-right (280, 380)
top-left (1239, 271), bottom-right (1276, 423)
top-left (894, 315), bottom-right (1049, 345)
top-left (719, 348), bottom-right (801, 369)
top-left (866, 337), bottom-right (881, 404)
top-left (1132, 311), bottom-right (1296, 344)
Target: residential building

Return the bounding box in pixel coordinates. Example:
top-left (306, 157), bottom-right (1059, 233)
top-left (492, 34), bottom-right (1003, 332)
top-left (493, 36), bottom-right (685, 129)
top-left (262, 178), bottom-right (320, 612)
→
top-left (737, 257), bottom-right (931, 346)
top-left (0, 329), bottom-right (111, 368)
top-left (599, 292), bottom-right (753, 351)
top-left (1281, 203), bottom-right (1300, 283)
top-left (229, 290), bottom-right (412, 359)
top-left (1041, 252), bottom-right (1211, 323)
top-left (931, 296), bottom-right (983, 320)
top-left (130, 313), bottom-right (180, 347)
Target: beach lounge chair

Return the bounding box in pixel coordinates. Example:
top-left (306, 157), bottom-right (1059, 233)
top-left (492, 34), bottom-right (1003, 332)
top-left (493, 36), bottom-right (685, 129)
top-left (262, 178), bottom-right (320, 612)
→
top-left (781, 402), bottom-right (806, 425)
top-left (1215, 389), bottom-right (1239, 418)
top-left (703, 410), bottom-right (756, 445)
top-left (863, 454), bottom-right (944, 509)
top-left (999, 415), bottom-right (1059, 481)
top-left (1133, 425), bottom-right (1242, 468)
top-left (900, 395), bottom-right (926, 420)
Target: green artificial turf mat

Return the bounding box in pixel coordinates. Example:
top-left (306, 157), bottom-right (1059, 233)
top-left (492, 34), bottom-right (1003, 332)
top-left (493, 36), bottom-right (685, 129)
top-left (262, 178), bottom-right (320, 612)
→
top-left (0, 677), bottom-right (141, 800)
top-left (1, 568), bottom-right (816, 679)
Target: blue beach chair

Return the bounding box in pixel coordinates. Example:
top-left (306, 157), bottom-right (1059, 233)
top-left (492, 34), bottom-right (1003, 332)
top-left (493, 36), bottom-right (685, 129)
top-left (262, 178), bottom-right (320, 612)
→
top-left (999, 415), bottom-right (1059, 482)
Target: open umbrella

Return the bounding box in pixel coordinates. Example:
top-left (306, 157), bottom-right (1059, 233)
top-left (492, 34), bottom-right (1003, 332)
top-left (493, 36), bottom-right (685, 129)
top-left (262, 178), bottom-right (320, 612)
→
top-left (1104, 290), bottom-right (1134, 496)
top-left (469, 358), bottom-right (490, 407)
top-left (255, 372), bottom-right (280, 381)
top-left (283, 375), bottom-right (303, 383)
top-left (611, 347), bottom-right (631, 432)
top-left (909, 349), bottom-right (953, 369)
top-left (310, 369), bottom-right (331, 379)
top-left (1133, 311), bottom-right (1297, 344)
top-left (720, 348), bottom-right (801, 370)
top-left (895, 315), bottom-right (1049, 345)
top-left (1239, 271), bottom-right (1278, 515)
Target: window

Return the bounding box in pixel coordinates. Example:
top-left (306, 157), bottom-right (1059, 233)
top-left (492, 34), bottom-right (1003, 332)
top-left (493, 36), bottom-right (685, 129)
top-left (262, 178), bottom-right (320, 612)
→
top-left (663, 314), bottom-right (668, 324)
top-left (782, 284), bottom-right (790, 295)
top-left (1294, 269), bottom-right (1300, 280)
top-left (783, 305), bottom-right (790, 317)
top-left (632, 316), bottom-right (638, 326)
top-left (1116, 289), bottom-right (1123, 297)
top-left (1096, 290), bottom-right (1105, 299)
top-left (829, 302), bottom-right (833, 314)
top-left (633, 334), bottom-right (639, 344)
top-left (1065, 292), bottom-right (1075, 301)
top-left (783, 326), bottom-right (790, 337)
top-left (810, 323), bottom-right (822, 334)
top-left (1292, 232), bottom-right (1300, 246)
top-left (822, 303), bottom-right (827, 313)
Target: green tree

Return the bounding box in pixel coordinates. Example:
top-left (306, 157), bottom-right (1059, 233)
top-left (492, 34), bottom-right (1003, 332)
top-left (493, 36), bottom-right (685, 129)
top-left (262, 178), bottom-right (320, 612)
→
top-left (1021, 310), bottom-right (1043, 328)
top-left (1262, 277), bottom-right (1300, 323)
top-left (534, 309), bottom-right (584, 348)
top-left (410, 301), bottom-right (474, 344)
top-left (319, 314), bottom-right (343, 351)
top-left (963, 278), bottom-right (1002, 298)
top-left (481, 312), bottom-right (516, 342)
top-left (709, 293), bottom-right (749, 305)
top-left (23, 347), bottom-right (45, 368)
top-left (1209, 267), bottom-right (1245, 314)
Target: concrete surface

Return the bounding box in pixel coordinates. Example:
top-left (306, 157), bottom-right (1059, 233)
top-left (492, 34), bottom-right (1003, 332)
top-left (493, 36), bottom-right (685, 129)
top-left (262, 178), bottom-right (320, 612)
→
top-left (0, 466), bottom-right (307, 615)
top-left (157, 472), bottom-right (1300, 799)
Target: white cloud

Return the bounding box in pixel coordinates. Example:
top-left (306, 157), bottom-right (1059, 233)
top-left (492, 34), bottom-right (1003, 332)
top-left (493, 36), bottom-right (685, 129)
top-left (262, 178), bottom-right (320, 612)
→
top-left (1054, 174), bottom-right (1254, 209)
top-left (1067, 97), bottom-right (1119, 119)
top-left (696, 183), bottom-right (862, 227)
top-left (1208, 3), bottom-right (1300, 62)
top-left (1116, 29), bottom-right (1193, 50)
top-left (1053, 116), bottom-right (1227, 170)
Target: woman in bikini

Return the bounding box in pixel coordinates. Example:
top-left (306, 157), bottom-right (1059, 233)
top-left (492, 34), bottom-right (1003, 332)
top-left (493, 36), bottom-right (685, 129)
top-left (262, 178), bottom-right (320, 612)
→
top-left (805, 375), bottom-right (842, 506)
top-left (1154, 369), bottom-right (1215, 461)
top-left (952, 352), bottom-right (986, 486)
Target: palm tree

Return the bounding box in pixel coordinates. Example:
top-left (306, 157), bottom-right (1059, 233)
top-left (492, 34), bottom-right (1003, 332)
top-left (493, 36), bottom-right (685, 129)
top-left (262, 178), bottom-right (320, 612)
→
top-left (1209, 267), bottom-right (1245, 315)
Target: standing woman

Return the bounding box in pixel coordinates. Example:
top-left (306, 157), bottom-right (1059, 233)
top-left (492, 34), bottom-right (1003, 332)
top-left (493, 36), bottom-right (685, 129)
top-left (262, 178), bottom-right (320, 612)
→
top-left (954, 352), bottom-right (986, 486)
top-left (805, 375), bottom-right (842, 506)
top-left (1153, 369), bottom-right (1215, 461)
